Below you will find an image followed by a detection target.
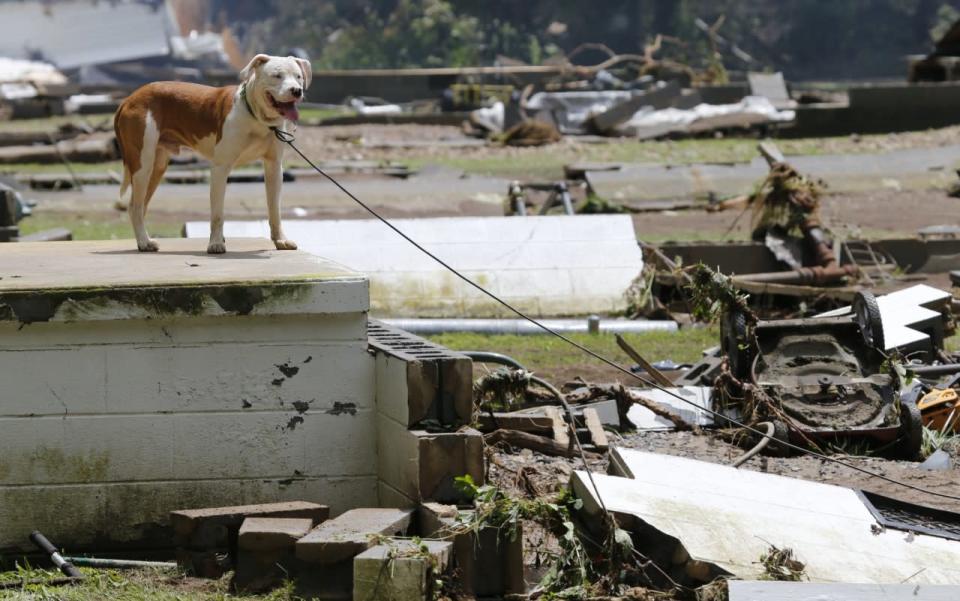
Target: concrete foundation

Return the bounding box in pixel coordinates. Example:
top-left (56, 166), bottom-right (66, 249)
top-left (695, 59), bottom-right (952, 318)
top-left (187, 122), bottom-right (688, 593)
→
top-left (0, 239), bottom-right (375, 553)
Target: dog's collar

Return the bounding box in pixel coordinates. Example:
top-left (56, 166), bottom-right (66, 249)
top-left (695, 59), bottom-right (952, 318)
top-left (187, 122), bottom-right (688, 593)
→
top-left (239, 83), bottom-right (281, 133)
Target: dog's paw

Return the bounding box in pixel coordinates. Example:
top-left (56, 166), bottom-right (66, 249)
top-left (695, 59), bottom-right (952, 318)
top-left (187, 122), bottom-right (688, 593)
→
top-left (137, 239), bottom-right (159, 252)
top-left (273, 239), bottom-right (298, 250)
top-left (207, 241), bottom-right (227, 254)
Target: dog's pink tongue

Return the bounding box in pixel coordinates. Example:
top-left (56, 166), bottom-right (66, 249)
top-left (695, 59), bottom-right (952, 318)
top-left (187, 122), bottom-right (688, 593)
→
top-left (281, 103), bottom-right (300, 122)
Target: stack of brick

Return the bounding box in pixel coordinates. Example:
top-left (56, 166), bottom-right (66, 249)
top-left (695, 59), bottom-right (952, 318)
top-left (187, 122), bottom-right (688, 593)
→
top-left (369, 320), bottom-right (483, 506)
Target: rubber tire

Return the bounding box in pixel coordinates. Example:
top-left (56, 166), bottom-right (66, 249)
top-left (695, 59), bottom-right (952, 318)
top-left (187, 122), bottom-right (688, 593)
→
top-left (853, 290), bottom-right (884, 352)
top-left (764, 420), bottom-right (794, 457)
top-left (898, 400), bottom-right (924, 461)
top-left (722, 310), bottom-right (752, 380)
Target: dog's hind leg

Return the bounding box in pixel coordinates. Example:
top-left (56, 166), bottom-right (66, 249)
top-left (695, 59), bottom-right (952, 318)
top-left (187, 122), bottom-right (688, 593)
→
top-left (129, 112), bottom-right (160, 252)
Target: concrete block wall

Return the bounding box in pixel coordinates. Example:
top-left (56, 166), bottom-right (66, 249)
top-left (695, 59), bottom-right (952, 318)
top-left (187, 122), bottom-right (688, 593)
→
top-left (369, 321), bottom-right (482, 507)
top-left (0, 240), bottom-right (376, 554)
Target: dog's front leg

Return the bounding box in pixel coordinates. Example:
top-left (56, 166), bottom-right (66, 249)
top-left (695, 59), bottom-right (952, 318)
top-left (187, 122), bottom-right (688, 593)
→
top-left (265, 156), bottom-right (297, 250)
top-left (207, 165), bottom-right (229, 254)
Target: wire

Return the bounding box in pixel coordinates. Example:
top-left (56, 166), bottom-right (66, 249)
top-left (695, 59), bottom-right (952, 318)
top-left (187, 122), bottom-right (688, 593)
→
top-left (274, 128), bottom-right (960, 503)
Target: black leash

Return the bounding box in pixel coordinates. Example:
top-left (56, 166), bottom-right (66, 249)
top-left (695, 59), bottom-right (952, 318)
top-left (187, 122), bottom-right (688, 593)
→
top-left (272, 126), bottom-right (960, 503)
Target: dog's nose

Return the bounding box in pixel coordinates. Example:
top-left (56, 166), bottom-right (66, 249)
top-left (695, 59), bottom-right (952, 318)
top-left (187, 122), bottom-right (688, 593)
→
top-left (292, 87), bottom-right (302, 98)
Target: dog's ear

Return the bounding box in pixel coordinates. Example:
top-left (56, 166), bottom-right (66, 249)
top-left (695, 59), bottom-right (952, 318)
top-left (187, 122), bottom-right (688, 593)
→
top-left (293, 57), bottom-right (312, 89)
top-left (239, 54), bottom-right (270, 82)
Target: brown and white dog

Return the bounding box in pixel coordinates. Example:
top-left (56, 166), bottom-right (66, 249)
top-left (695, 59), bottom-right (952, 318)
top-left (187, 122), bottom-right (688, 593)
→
top-left (114, 54), bottom-right (311, 253)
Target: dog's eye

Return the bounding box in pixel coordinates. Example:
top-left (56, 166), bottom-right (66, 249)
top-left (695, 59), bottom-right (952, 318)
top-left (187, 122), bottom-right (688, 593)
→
top-left (273, 73), bottom-right (282, 79)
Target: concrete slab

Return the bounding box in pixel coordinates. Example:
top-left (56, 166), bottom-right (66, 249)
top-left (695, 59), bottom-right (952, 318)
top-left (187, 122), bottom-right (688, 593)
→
top-left (0, 238), bottom-right (368, 323)
top-left (296, 508), bottom-right (413, 564)
top-left (574, 449), bottom-right (960, 584)
top-left (728, 581), bottom-right (960, 601)
top-left (185, 215), bottom-right (643, 317)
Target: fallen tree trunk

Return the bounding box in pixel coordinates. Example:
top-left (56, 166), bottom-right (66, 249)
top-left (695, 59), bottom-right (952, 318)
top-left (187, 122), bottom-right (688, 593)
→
top-left (485, 429), bottom-right (602, 460)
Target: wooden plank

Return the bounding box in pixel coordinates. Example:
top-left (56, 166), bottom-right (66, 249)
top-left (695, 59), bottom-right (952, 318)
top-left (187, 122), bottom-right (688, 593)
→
top-left (542, 406), bottom-right (570, 446)
top-left (476, 412), bottom-right (552, 433)
top-left (582, 408), bottom-right (609, 451)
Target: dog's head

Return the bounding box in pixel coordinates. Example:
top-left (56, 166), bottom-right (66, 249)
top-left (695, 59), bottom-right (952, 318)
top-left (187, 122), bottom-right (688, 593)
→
top-left (239, 54), bottom-right (312, 123)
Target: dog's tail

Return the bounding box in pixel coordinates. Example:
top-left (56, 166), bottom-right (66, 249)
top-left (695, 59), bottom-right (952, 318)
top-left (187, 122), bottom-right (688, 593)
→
top-left (118, 165), bottom-right (131, 204)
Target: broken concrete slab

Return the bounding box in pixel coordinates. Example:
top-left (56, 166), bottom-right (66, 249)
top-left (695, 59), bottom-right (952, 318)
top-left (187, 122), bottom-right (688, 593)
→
top-left (296, 508), bottom-right (413, 564)
top-left (353, 539), bottom-right (452, 601)
top-left (185, 215), bottom-right (644, 318)
top-left (574, 449), bottom-right (960, 584)
top-left (238, 517), bottom-right (314, 552)
top-left (728, 581), bottom-right (960, 601)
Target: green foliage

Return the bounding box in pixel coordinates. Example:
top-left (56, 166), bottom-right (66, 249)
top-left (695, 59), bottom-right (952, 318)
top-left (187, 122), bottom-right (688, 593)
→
top-left (317, 0), bottom-right (484, 68)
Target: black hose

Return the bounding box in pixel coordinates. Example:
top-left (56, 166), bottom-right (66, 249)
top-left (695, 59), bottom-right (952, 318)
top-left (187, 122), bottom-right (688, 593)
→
top-left (30, 531), bottom-right (82, 578)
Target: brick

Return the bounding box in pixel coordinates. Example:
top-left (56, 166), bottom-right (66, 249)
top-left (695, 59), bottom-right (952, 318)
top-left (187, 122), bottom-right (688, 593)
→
top-left (369, 321), bottom-right (473, 427)
top-left (238, 517), bottom-right (314, 551)
top-left (353, 539), bottom-right (452, 601)
top-left (296, 508), bottom-right (413, 564)
top-left (377, 416), bottom-right (485, 503)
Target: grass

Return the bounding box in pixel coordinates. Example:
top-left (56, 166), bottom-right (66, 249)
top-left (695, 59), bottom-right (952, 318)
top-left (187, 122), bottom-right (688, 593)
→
top-left (0, 566), bottom-right (299, 600)
top-left (18, 213), bottom-right (183, 241)
top-left (427, 327), bottom-right (718, 380)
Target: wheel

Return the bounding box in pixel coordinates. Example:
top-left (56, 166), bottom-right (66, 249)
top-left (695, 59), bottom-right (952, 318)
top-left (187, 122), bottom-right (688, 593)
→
top-left (763, 420), bottom-right (794, 457)
top-left (721, 310), bottom-right (752, 380)
top-left (853, 291), bottom-right (884, 352)
top-left (898, 400), bottom-right (924, 461)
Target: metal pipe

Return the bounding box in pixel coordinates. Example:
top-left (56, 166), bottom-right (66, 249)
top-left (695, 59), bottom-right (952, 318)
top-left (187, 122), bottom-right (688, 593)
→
top-left (911, 364), bottom-right (960, 377)
top-left (379, 317), bottom-right (678, 336)
top-left (461, 351), bottom-right (527, 370)
top-left (62, 556), bottom-right (178, 570)
top-left (734, 264), bottom-right (857, 286)
top-left (30, 531), bottom-right (82, 579)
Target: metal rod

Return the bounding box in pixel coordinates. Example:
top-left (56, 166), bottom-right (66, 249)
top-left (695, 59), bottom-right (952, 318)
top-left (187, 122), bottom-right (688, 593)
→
top-left (62, 556), bottom-right (178, 569)
top-left (379, 317), bottom-right (678, 336)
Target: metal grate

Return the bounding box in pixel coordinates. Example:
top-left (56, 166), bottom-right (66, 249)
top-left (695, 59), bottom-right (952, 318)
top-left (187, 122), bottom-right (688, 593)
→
top-left (858, 489), bottom-right (960, 542)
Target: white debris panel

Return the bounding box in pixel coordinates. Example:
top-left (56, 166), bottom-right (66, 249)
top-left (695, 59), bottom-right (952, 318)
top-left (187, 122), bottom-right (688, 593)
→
top-left (573, 449), bottom-right (960, 584)
top-left (615, 96), bottom-right (794, 138)
top-left (625, 386), bottom-right (715, 430)
top-left (185, 215), bottom-right (643, 318)
top-left (728, 580), bottom-right (960, 601)
top-left (817, 284), bottom-right (951, 351)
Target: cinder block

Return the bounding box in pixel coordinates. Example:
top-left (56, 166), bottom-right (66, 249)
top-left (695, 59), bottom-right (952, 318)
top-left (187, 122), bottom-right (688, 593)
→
top-left (369, 321), bottom-right (473, 427)
top-left (296, 508), bottom-right (413, 564)
top-left (234, 517), bottom-right (315, 593)
top-left (377, 416), bottom-right (485, 504)
top-left (418, 503), bottom-right (525, 597)
top-left (171, 500), bottom-right (329, 544)
top-left (172, 501), bottom-right (328, 577)
top-left (238, 517), bottom-right (314, 551)
top-left (353, 539), bottom-right (452, 601)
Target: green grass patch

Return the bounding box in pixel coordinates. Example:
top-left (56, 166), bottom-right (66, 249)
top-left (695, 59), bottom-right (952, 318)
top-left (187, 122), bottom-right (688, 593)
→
top-left (427, 327), bottom-right (717, 371)
top-left (0, 566), bottom-right (297, 600)
top-left (0, 161), bottom-right (124, 175)
top-left (19, 213), bottom-right (183, 241)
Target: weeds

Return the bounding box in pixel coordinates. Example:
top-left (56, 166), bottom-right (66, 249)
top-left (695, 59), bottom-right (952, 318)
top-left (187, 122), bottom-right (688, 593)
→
top-left (757, 545), bottom-right (805, 581)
